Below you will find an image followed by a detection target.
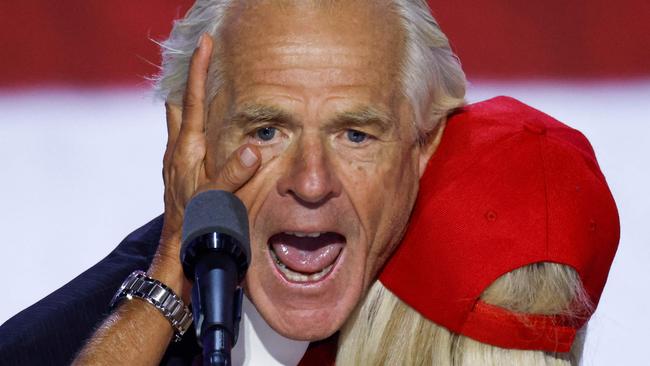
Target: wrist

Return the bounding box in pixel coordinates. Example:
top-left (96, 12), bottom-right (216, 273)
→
top-left (153, 213), bottom-right (192, 302)
top-left (148, 252), bottom-right (190, 303)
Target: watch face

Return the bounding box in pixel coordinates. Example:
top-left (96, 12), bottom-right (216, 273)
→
top-left (110, 271), bottom-right (137, 309)
top-left (109, 283), bottom-right (125, 309)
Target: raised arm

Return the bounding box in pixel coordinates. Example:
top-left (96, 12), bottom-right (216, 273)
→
top-left (72, 34), bottom-right (262, 366)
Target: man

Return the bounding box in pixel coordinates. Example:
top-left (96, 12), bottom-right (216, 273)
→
top-left (0, 1), bottom-right (465, 364)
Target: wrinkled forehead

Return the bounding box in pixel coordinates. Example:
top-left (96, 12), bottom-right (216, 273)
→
top-left (218, 0), bottom-right (406, 93)
top-left (222, 0), bottom-right (402, 41)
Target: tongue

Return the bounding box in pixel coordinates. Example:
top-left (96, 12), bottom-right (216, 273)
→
top-left (270, 232), bottom-right (344, 274)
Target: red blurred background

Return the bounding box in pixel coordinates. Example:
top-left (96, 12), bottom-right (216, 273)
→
top-left (1, 0), bottom-right (649, 88)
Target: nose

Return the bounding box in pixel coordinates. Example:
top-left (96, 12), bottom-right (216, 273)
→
top-left (277, 135), bottom-right (342, 205)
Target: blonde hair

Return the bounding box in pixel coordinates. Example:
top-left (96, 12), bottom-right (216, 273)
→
top-left (337, 263), bottom-right (591, 366)
top-left (154, 0), bottom-right (466, 137)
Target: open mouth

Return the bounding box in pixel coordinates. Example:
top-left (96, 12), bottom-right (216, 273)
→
top-left (268, 231), bottom-right (345, 283)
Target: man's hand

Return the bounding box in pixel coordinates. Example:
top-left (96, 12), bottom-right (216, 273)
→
top-left (73, 34), bottom-right (261, 365)
top-left (149, 33), bottom-right (262, 301)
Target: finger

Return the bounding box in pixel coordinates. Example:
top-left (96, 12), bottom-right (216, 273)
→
top-left (164, 103), bottom-right (183, 169)
top-left (200, 145), bottom-right (262, 193)
top-left (165, 103), bottom-right (182, 147)
top-left (179, 33), bottom-right (214, 142)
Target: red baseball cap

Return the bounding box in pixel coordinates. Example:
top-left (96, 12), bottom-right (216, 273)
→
top-left (379, 96), bottom-right (620, 352)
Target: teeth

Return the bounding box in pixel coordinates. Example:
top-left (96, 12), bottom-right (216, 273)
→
top-left (284, 231), bottom-right (324, 238)
top-left (270, 249), bottom-right (335, 282)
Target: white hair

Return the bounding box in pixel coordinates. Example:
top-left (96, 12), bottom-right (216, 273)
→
top-left (154, 0), bottom-right (466, 136)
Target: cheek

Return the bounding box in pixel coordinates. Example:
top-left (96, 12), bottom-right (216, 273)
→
top-left (250, 138), bottom-right (291, 166)
top-left (340, 143), bottom-right (419, 263)
top-left (332, 146), bottom-right (417, 267)
top-left (235, 164), bottom-right (280, 215)
top-left (337, 142), bottom-right (418, 210)
top-left (205, 128), bottom-right (240, 178)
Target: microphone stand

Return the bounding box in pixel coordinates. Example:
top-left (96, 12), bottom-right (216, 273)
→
top-left (193, 249), bottom-right (244, 366)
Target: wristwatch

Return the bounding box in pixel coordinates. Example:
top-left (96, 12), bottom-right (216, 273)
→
top-left (110, 270), bottom-right (193, 342)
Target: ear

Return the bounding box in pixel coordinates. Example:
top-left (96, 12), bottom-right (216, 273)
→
top-left (417, 119), bottom-right (447, 178)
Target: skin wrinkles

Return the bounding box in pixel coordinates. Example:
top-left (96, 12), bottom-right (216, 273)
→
top-left (224, 103), bottom-right (399, 165)
top-left (258, 43), bottom-right (372, 64)
top-left (202, 1), bottom-right (435, 340)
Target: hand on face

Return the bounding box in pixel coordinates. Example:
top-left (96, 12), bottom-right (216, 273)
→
top-left (152, 2), bottom-right (439, 342)
top-left (149, 34), bottom-right (262, 301)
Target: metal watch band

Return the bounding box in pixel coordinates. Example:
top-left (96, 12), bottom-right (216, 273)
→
top-left (110, 270), bottom-right (193, 342)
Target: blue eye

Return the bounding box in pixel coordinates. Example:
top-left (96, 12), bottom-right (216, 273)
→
top-left (255, 127), bottom-right (277, 141)
top-left (346, 129), bottom-right (368, 143)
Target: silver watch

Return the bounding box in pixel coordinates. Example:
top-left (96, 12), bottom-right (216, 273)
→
top-left (110, 270), bottom-right (193, 342)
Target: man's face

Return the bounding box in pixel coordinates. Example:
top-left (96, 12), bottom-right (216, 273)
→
top-left (204, 1), bottom-right (432, 340)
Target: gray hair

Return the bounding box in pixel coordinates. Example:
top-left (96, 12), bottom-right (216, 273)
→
top-left (154, 0), bottom-right (466, 136)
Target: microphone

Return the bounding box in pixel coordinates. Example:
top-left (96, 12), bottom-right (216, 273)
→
top-left (180, 190), bottom-right (251, 366)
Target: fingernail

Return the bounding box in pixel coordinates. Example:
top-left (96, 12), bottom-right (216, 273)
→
top-left (196, 33), bottom-right (206, 49)
top-left (240, 147), bottom-right (258, 168)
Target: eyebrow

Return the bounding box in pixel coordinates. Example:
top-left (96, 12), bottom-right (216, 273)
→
top-left (326, 106), bottom-right (395, 134)
top-left (229, 104), bottom-right (296, 129)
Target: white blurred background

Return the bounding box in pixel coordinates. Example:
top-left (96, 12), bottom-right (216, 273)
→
top-left (1, 0), bottom-right (649, 364)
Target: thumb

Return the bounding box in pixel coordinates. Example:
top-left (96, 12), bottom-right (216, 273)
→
top-left (202, 145), bottom-right (261, 193)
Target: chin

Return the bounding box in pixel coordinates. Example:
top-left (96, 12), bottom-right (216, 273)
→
top-left (270, 307), bottom-right (347, 341)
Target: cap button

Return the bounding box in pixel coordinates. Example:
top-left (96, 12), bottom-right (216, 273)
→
top-left (523, 122), bottom-right (547, 135)
top-left (485, 210), bottom-right (497, 222)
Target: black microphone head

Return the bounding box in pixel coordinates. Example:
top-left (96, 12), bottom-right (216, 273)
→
top-left (181, 190), bottom-right (251, 276)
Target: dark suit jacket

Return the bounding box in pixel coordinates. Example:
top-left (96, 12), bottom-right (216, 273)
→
top-left (0, 216), bottom-right (201, 365)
